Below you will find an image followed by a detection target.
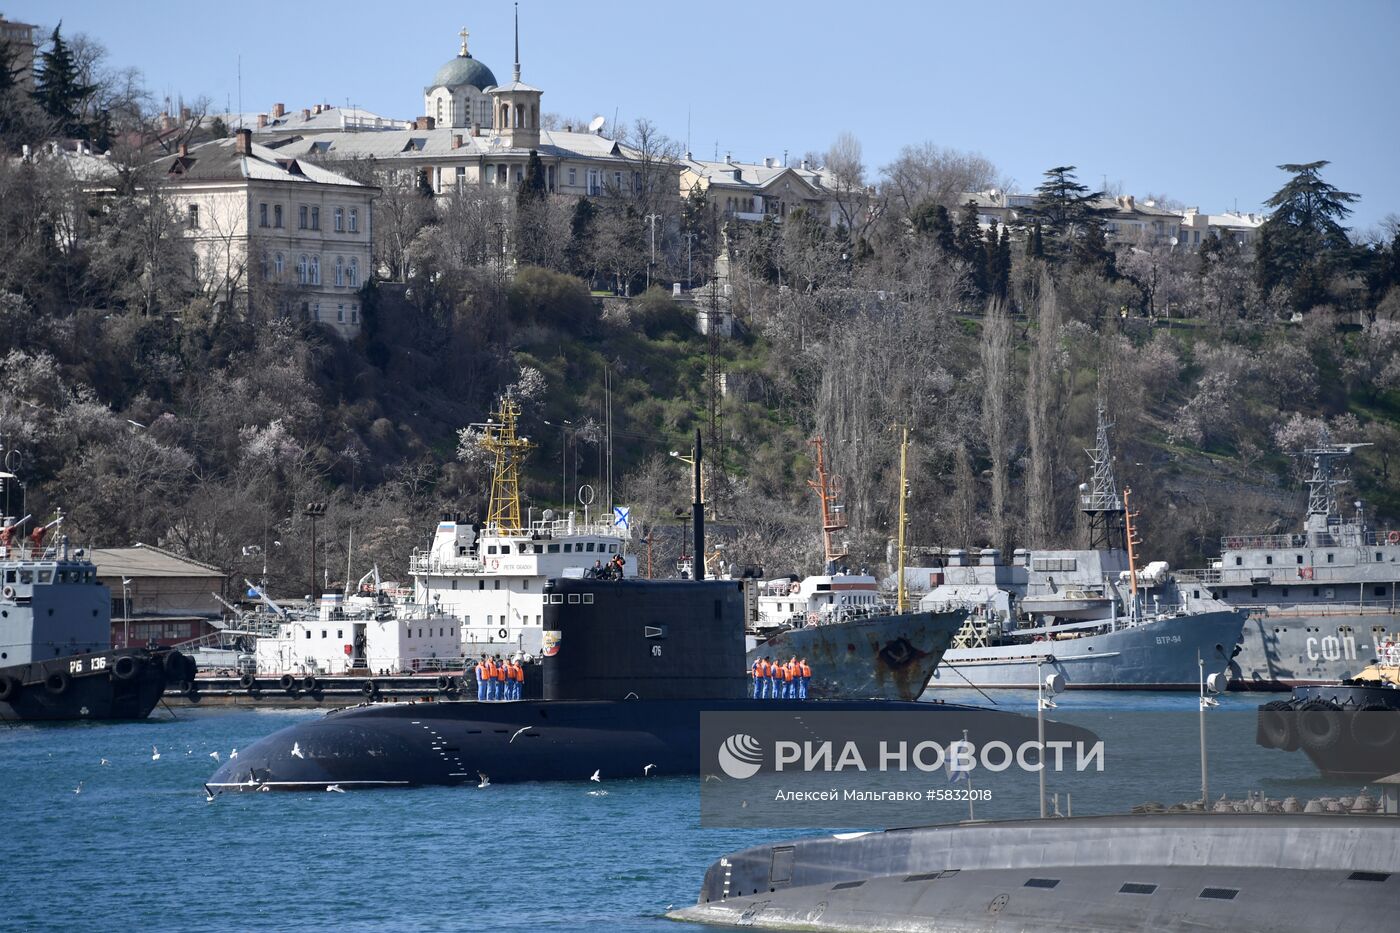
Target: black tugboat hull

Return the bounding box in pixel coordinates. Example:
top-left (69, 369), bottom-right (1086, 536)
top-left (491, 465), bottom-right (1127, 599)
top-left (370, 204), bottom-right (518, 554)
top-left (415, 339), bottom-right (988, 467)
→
top-left (0, 648), bottom-right (187, 722)
top-left (207, 697), bottom-right (1087, 790)
top-left (1256, 682), bottom-right (1400, 780)
top-left (749, 609), bottom-right (965, 701)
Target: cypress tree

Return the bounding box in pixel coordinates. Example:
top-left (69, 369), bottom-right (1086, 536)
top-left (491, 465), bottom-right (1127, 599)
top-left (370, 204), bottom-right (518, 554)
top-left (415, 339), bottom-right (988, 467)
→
top-left (32, 25), bottom-right (95, 138)
top-left (996, 225), bottom-right (1012, 299)
top-left (517, 149), bottom-right (547, 207)
top-left (955, 200), bottom-right (987, 296)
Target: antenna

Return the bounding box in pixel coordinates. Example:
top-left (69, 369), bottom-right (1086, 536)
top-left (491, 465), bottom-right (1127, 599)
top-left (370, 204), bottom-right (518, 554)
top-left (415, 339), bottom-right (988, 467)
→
top-left (1080, 398), bottom-right (1125, 550)
top-left (807, 437), bottom-right (848, 568)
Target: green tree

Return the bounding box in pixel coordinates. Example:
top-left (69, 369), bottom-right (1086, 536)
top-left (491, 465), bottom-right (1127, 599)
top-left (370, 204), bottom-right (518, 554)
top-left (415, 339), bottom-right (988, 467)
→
top-left (911, 199), bottom-right (956, 254)
top-left (1021, 166), bottom-right (1105, 263)
top-left (516, 149), bottom-right (547, 208)
top-left (1255, 160), bottom-right (1358, 312)
top-left (955, 200), bottom-right (987, 296)
top-left (32, 25), bottom-right (95, 138)
top-left (567, 196), bottom-right (597, 281)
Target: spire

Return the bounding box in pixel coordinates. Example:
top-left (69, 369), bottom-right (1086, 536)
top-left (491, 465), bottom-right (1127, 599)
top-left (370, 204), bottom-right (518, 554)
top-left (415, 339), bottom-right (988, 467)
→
top-left (513, 2), bottom-right (521, 82)
top-left (459, 26), bottom-right (469, 57)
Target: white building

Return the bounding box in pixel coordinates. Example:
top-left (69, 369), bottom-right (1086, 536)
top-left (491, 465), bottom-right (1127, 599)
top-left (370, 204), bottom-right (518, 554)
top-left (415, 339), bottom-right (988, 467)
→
top-left (160, 128), bottom-right (378, 336)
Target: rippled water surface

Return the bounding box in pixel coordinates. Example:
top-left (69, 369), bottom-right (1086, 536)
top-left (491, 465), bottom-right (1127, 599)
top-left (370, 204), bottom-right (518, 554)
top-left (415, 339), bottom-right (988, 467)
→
top-left (1, 692), bottom-right (1363, 933)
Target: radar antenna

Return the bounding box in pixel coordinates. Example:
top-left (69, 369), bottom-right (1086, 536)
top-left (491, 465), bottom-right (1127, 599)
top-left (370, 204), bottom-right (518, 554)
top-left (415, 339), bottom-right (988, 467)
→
top-left (1079, 399), bottom-right (1125, 550)
top-left (477, 395), bottom-right (534, 534)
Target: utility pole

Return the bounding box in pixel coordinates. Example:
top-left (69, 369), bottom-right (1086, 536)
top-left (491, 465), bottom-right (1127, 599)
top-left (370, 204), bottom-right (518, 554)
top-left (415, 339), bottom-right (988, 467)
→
top-left (896, 424), bottom-right (909, 613)
top-left (645, 212), bottom-right (660, 291)
top-left (303, 501), bottom-right (327, 597)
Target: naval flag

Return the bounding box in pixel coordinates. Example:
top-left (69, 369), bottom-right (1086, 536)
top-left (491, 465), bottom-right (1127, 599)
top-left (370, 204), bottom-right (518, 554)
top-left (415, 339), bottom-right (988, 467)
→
top-left (613, 505), bottom-right (631, 529)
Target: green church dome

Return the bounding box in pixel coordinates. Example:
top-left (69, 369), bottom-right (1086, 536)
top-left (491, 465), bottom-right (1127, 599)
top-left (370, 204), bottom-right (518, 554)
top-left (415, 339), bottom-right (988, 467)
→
top-left (429, 54), bottom-right (498, 91)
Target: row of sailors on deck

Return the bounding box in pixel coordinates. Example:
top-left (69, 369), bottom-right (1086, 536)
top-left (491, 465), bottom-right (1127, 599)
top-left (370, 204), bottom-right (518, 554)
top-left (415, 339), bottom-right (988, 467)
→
top-left (473, 655), bottom-right (525, 701)
top-left (752, 656), bottom-right (811, 700)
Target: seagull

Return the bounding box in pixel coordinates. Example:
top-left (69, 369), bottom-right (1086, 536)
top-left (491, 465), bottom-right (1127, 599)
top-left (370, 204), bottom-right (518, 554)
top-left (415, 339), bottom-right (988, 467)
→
top-left (589, 769), bottom-right (601, 783)
top-left (508, 727), bottom-right (532, 744)
top-left (643, 763), bottom-right (656, 776)
top-left (151, 745), bottom-right (160, 761)
top-left (209, 751), bottom-right (221, 763)
top-left (478, 772), bottom-right (491, 788)
top-left (326, 784), bottom-right (345, 793)
top-left (230, 749), bottom-right (238, 760)
top-left (99, 758), bottom-right (109, 766)
top-left (203, 785), bottom-right (216, 803)
top-left (74, 782), bottom-right (83, 795)
top-left (257, 784), bottom-right (271, 792)
top-left (703, 774), bottom-right (721, 782)
top-left (1201, 695), bottom-right (1220, 710)
top-left (291, 742), bottom-right (305, 759)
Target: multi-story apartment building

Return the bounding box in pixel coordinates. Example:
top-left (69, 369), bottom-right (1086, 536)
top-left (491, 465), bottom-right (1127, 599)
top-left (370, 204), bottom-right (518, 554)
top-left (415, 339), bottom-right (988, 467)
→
top-left (161, 128), bottom-right (377, 336)
top-left (0, 14), bottom-right (38, 89)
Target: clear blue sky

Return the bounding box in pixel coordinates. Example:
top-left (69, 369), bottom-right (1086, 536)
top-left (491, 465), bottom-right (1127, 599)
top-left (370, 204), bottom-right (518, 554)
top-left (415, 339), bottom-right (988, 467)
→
top-left (9, 0), bottom-right (1399, 232)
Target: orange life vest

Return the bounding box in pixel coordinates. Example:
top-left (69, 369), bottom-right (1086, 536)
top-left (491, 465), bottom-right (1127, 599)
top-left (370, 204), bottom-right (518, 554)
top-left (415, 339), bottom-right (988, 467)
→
top-left (493, 662), bottom-right (508, 681)
top-left (483, 660), bottom-right (497, 679)
top-left (800, 661), bottom-right (811, 677)
top-left (781, 664), bottom-right (794, 682)
top-left (512, 663), bottom-right (524, 682)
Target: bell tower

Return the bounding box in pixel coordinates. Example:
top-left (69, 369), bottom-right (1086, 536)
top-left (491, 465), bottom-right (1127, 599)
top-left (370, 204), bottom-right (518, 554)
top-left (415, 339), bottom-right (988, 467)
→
top-left (489, 3), bottom-right (542, 149)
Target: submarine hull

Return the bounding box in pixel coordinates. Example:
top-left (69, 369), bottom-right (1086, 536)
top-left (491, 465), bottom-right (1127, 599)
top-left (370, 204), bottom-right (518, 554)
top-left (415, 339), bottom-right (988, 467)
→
top-left (749, 609), bottom-right (965, 701)
top-left (207, 697), bottom-right (1084, 790)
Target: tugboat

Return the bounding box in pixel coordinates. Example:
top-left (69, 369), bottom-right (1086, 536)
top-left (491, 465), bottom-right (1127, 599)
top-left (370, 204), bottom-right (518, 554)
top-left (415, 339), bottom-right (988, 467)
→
top-left (745, 434), bottom-right (966, 701)
top-left (1255, 646), bottom-right (1400, 780)
top-left (0, 503), bottom-right (192, 722)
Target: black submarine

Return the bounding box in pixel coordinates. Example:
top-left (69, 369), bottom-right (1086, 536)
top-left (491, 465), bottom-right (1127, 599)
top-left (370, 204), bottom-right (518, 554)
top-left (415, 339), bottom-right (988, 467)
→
top-left (210, 432), bottom-right (1086, 790)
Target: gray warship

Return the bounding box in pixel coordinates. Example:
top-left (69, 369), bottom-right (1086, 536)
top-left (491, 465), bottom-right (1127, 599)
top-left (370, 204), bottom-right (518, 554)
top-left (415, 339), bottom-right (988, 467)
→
top-left (670, 811), bottom-right (1400, 932)
top-left (920, 406), bottom-right (1246, 690)
top-left (1177, 444), bottom-right (1400, 688)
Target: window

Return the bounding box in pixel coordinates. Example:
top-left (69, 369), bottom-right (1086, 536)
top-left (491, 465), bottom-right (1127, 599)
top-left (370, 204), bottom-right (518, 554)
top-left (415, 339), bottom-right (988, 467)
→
top-left (613, 171), bottom-right (623, 190)
top-left (587, 169), bottom-right (602, 196)
top-left (311, 206), bottom-right (320, 230)
top-left (455, 166), bottom-right (466, 185)
top-left (1296, 554), bottom-right (1303, 564)
top-left (586, 543), bottom-right (595, 552)
top-left (259, 203), bottom-right (268, 227)
top-left (336, 304), bottom-right (345, 323)
top-left (335, 256), bottom-right (344, 287)
top-left (1327, 553), bottom-right (1335, 563)
top-left (334, 207), bottom-right (344, 232)
top-left (350, 304), bottom-right (358, 324)
top-left (1234, 556), bottom-right (1243, 566)
top-left (321, 630), bottom-right (327, 639)
top-left (274, 204), bottom-right (283, 228)
top-left (312, 302), bottom-right (320, 321)
top-left (1348, 871), bottom-right (1391, 882)
top-left (494, 580), bottom-right (500, 590)
top-left (564, 544), bottom-right (572, 553)
top-left (348, 258), bottom-right (359, 287)
top-left (259, 253), bottom-right (269, 280)
top-left (187, 204), bottom-right (199, 229)
top-left (310, 255), bottom-right (320, 285)
top-left (297, 255), bottom-right (309, 284)
top-left (568, 167), bottom-right (576, 187)
top-left (274, 253), bottom-right (284, 278)
top-left (348, 208), bottom-right (358, 233)
top-left (299, 205), bottom-right (308, 229)
top-left (304, 629), bottom-right (311, 639)
top-left (1376, 586), bottom-right (1387, 597)
top-left (1266, 555), bottom-right (1273, 565)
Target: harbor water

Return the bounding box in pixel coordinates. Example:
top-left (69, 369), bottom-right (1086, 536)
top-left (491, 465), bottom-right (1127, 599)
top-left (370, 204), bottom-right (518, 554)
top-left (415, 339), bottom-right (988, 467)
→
top-left (2, 692), bottom-right (1367, 933)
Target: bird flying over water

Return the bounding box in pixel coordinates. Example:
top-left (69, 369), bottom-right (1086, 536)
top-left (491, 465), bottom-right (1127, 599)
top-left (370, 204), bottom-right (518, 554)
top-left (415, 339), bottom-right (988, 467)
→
top-left (326, 784), bottom-right (345, 793)
top-left (151, 745), bottom-right (160, 761)
top-left (643, 764), bottom-right (656, 776)
top-left (291, 742), bottom-right (305, 759)
top-left (230, 749), bottom-right (238, 760)
top-left (99, 758), bottom-right (109, 766)
top-left (209, 751), bottom-right (221, 763)
top-left (74, 782), bottom-right (83, 795)
top-left (590, 769), bottom-right (601, 782)
top-left (478, 772), bottom-right (491, 788)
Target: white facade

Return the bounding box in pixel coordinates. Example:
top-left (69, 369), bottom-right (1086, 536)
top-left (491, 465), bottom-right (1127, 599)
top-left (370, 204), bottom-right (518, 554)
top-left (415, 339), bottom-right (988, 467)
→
top-left (754, 573), bottom-right (883, 631)
top-left (410, 513), bottom-right (635, 655)
top-left (252, 592), bottom-right (462, 675)
top-left (163, 131), bottom-right (376, 337)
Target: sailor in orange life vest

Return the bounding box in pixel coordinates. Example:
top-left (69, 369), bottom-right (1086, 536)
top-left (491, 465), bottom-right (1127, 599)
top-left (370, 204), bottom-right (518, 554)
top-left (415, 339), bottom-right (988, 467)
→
top-left (493, 655), bottom-right (509, 700)
top-left (508, 657), bottom-right (524, 700)
top-left (474, 655), bottom-right (490, 701)
top-left (765, 655), bottom-right (778, 699)
top-left (797, 657), bottom-right (811, 700)
top-left (750, 657), bottom-right (764, 698)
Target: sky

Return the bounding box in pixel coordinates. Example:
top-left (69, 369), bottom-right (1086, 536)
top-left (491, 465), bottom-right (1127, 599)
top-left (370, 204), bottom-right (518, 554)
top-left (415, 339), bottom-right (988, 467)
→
top-left (8, 0), bottom-right (1399, 233)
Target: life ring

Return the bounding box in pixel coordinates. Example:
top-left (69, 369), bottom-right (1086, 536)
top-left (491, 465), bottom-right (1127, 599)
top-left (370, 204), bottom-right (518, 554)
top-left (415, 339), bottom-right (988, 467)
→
top-left (788, 582), bottom-right (800, 596)
top-left (1388, 531), bottom-right (1400, 545)
top-left (239, 672), bottom-right (256, 690)
top-left (0, 674), bottom-right (20, 702)
top-left (279, 673), bottom-right (296, 691)
top-left (45, 669), bottom-right (71, 695)
top-left (1, 585), bottom-right (13, 599)
top-left (805, 612), bottom-right (819, 626)
top-left (1352, 704), bottom-right (1400, 748)
top-left (362, 680), bottom-right (377, 697)
top-left (498, 628), bottom-right (508, 640)
top-left (1256, 700), bottom-right (1299, 751)
top-left (113, 655), bottom-right (142, 681)
top-left (1298, 699), bottom-right (1343, 751)
top-left (437, 674), bottom-right (452, 691)
top-left (491, 559), bottom-right (500, 570)
top-left (302, 674), bottom-right (318, 692)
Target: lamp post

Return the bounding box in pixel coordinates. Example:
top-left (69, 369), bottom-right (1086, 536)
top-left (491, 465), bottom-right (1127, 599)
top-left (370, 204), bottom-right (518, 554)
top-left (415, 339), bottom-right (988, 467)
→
top-left (121, 577), bottom-right (132, 648)
top-left (304, 501), bottom-right (327, 598)
top-left (543, 419), bottom-right (573, 510)
top-left (683, 232), bottom-right (697, 291)
top-left (1036, 662), bottom-right (1065, 818)
top-left (646, 212), bottom-right (661, 290)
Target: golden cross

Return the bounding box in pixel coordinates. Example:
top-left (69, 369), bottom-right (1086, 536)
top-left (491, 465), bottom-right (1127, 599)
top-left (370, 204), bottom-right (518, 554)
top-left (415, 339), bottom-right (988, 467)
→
top-left (459, 26), bottom-right (470, 56)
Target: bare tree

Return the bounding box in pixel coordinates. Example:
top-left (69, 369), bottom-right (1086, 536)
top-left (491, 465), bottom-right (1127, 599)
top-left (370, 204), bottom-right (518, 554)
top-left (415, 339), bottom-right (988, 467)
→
top-left (823, 131), bottom-right (882, 242)
top-left (980, 298), bottom-right (1013, 552)
top-left (881, 142), bottom-right (1001, 218)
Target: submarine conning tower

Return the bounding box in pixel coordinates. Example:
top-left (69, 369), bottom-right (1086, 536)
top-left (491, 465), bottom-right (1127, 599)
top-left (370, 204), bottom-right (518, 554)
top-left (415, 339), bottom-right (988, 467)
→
top-left (541, 578), bottom-right (748, 700)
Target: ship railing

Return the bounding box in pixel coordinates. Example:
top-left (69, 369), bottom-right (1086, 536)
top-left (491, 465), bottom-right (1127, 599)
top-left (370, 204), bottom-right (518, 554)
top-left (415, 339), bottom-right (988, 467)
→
top-left (1175, 568), bottom-right (1221, 585)
top-left (485, 517), bottom-right (632, 541)
top-left (1217, 530), bottom-right (1400, 551)
top-left (409, 552), bottom-right (484, 575)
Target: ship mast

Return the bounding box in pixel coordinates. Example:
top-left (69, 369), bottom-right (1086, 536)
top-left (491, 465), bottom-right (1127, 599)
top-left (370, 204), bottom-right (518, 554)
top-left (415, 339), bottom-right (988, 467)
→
top-left (807, 436), bottom-right (848, 569)
top-left (479, 395), bottom-right (534, 534)
top-left (1122, 486), bottom-right (1140, 617)
top-left (1079, 400), bottom-right (1126, 550)
top-left (1301, 443), bottom-right (1370, 540)
top-left (896, 424), bottom-right (909, 613)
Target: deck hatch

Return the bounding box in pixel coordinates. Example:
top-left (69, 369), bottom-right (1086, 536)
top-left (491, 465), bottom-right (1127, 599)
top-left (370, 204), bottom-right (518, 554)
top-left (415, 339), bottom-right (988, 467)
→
top-left (769, 846), bottom-right (794, 885)
top-left (903, 872), bottom-right (941, 883)
top-left (1118, 883), bottom-right (1157, 895)
top-left (1198, 887), bottom-right (1238, 900)
top-left (1023, 878), bottom-right (1060, 889)
top-left (831, 881), bottom-right (865, 890)
top-left (1347, 871), bottom-right (1390, 883)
